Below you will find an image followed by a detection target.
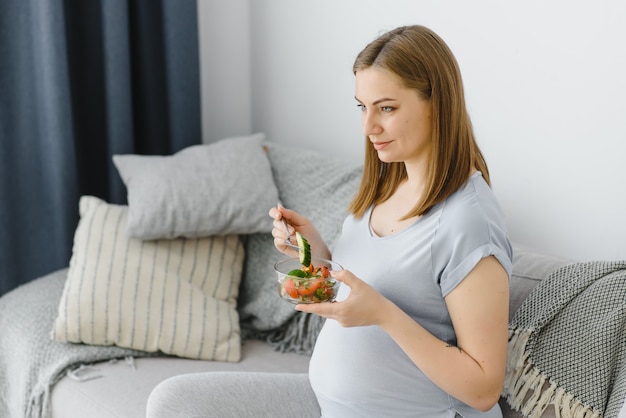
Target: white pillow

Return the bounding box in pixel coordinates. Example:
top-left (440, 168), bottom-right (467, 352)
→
top-left (52, 196), bottom-right (243, 362)
top-left (112, 132), bottom-right (278, 240)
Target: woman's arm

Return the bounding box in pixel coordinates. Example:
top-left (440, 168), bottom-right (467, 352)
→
top-left (383, 256), bottom-right (509, 411)
top-left (296, 255), bottom-right (509, 412)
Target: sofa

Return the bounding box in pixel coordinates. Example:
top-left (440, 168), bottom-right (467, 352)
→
top-left (1, 134), bottom-right (625, 418)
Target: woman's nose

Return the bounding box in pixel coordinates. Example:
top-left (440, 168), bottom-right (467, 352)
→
top-left (362, 111), bottom-right (382, 136)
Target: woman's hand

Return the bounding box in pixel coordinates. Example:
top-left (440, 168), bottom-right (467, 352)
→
top-left (269, 205), bottom-right (330, 260)
top-left (294, 269), bottom-right (394, 328)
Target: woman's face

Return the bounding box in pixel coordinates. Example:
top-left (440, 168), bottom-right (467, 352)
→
top-left (355, 67), bottom-right (433, 166)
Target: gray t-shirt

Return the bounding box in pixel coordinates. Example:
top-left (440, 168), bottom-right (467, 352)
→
top-left (309, 172), bottom-right (513, 418)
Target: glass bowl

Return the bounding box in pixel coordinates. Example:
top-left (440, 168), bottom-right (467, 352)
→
top-left (274, 258), bottom-right (342, 304)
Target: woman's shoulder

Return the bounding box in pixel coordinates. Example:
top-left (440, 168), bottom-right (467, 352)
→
top-left (437, 171), bottom-right (508, 239)
top-left (443, 172), bottom-right (502, 215)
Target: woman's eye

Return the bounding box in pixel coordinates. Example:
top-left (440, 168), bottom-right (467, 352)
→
top-left (356, 103), bottom-right (394, 113)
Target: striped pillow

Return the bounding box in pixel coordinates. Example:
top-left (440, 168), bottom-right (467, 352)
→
top-left (52, 196), bottom-right (243, 362)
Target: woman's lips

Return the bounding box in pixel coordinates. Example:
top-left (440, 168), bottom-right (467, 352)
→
top-left (371, 141), bottom-right (391, 151)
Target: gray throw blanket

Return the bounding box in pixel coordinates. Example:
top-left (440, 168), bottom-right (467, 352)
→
top-left (0, 269), bottom-right (154, 418)
top-left (503, 261), bottom-right (626, 418)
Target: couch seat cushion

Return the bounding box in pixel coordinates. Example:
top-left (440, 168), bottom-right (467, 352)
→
top-left (50, 339), bottom-right (310, 418)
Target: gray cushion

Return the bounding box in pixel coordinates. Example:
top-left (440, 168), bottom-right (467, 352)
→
top-left (508, 243), bottom-right (573, 320)
top-left (113, 133), bottom-right (278, 240)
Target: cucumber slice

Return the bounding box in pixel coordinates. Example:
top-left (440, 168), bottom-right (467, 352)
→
top-left (296, 231), bottom-right (311, 267)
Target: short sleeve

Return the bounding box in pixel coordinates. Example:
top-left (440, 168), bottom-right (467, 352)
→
top-left (432, 175), bottom-right (513, 297)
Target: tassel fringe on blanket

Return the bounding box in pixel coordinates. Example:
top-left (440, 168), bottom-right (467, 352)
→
top-left (503, 329), bottom-right (601, 418)
top-left (502, 260), bottom-right (626, 418)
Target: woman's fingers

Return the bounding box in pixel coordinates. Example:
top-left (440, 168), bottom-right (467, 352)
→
top-left (270, 206), bottom-right (299, 256)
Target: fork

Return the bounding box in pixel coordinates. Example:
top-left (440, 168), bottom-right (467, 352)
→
top-left (277, 200), bottom-right (299, 251)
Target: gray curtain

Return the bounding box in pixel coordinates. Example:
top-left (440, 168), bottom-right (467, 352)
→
top-left (0, 0), bottom-right (202, 296)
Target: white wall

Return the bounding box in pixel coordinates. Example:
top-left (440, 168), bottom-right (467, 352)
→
top-left (200, 0), bottom-right (626, 262)
top-left (197, 0), bottom-right (252, 141)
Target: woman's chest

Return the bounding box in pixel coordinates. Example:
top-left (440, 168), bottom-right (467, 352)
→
top-left (369, 199), bottom-right (421, 237)
top-left (333, 214), bottom-right (444, 307)
top-left (333, 218), bottom-right (452, 335)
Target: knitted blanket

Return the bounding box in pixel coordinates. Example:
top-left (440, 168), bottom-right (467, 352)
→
top-left (0, 269), bottom-right (154, 418)
top-left (503, 261), bottom-right (626, 418)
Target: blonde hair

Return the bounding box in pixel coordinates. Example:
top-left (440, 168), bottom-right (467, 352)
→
top-left (349, 25), bottom-right (490, 219)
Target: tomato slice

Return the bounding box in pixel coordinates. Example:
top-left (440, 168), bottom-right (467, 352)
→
top-left (297, 277), bottom-right (323, 296)
top-left (283, 278), bottom-right (299, 298)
